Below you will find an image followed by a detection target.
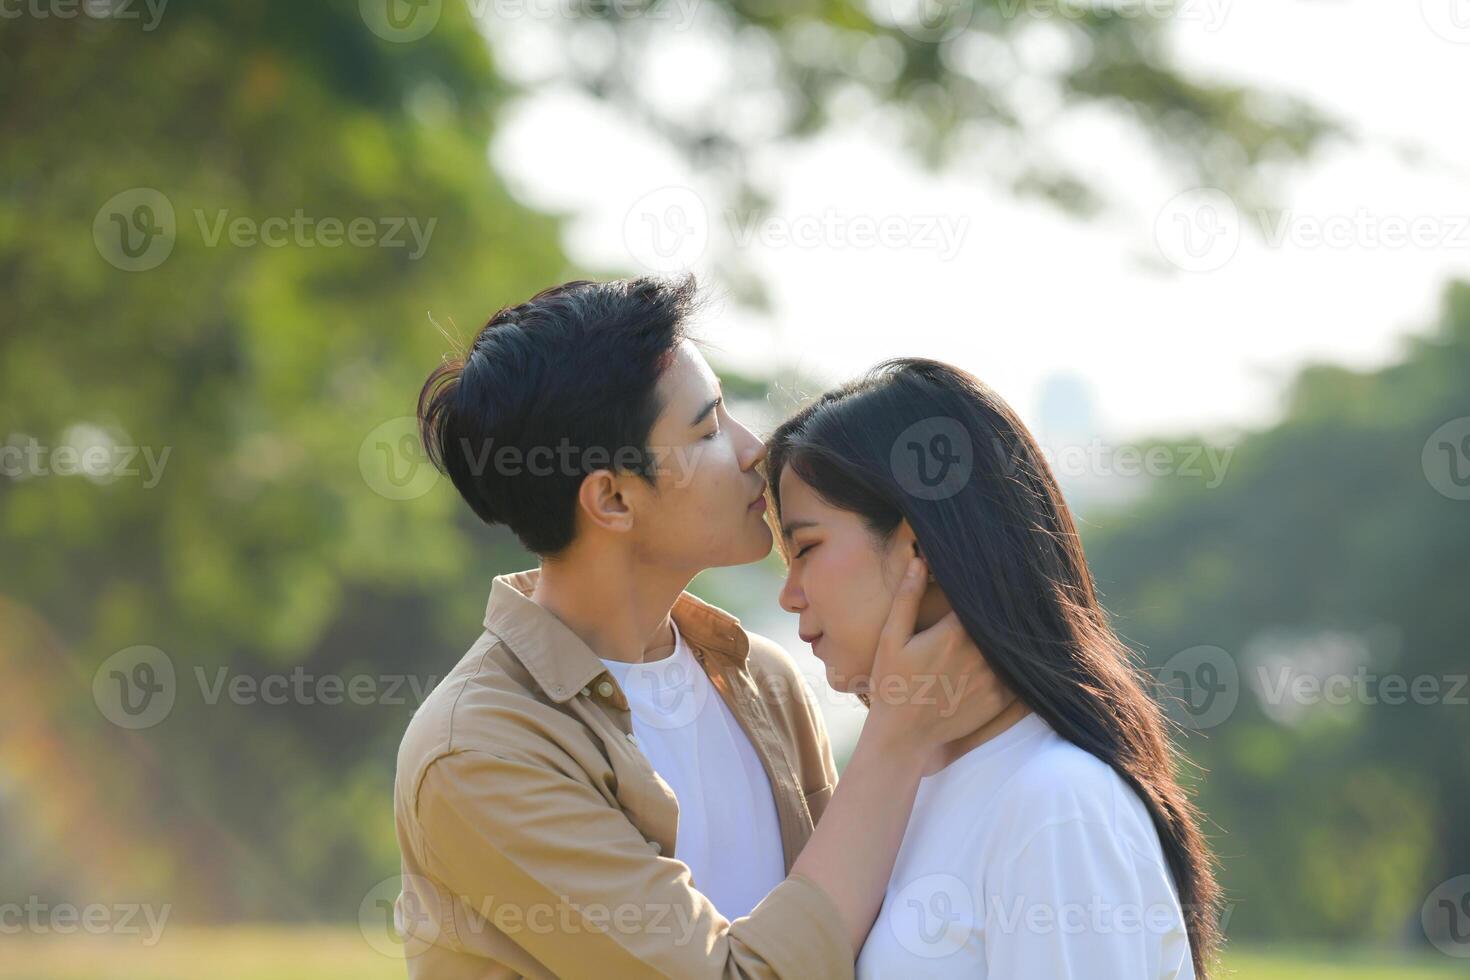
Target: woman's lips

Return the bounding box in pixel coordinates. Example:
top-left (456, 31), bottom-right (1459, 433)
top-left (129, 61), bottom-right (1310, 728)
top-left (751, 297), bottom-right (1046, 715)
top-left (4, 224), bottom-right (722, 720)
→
top-left (748, 492), bottom-right (767, 512)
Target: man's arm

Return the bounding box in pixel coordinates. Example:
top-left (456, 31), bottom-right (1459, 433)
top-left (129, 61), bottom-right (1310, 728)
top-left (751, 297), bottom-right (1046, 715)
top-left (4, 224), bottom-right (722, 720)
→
top-left (412, 746), bottom-right (852, 979)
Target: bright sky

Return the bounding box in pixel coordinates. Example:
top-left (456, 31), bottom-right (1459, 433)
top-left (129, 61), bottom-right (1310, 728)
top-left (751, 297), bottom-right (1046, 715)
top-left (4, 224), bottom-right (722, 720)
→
top-left (488, 0), bottom-right (1470, 448)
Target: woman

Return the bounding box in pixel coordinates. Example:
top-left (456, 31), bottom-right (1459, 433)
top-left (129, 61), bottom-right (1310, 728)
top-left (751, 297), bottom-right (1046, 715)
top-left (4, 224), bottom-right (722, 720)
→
top-left (765, 357), bottom-right (1221, 978)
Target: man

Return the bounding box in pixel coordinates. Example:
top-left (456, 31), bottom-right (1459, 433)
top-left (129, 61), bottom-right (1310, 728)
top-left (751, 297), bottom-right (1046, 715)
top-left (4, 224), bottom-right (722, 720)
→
top-left (394, 276), bottom-right (1007, 978)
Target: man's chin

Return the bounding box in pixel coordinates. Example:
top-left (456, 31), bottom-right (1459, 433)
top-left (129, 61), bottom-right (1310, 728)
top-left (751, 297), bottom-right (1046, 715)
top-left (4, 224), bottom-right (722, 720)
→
top-left (715, 521), bottom-right (773, 567)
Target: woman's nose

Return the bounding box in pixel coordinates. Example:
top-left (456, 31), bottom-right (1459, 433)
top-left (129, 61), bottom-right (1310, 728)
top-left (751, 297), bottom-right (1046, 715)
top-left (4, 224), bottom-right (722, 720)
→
top-left (778, 573), bottom-right (805, 613)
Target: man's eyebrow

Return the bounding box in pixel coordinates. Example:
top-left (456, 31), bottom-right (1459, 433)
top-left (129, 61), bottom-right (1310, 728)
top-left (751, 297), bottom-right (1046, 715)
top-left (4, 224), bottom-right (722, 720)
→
top-left (689, 393), bottom-right (722, 427)
top-left (781, 519), bottom-right (819, 540)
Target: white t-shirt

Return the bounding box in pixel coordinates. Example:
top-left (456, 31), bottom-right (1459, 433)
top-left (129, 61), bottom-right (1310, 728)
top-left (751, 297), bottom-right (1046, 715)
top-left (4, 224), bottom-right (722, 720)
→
top-left (598, 619), bottom-right (785, 920)
top-left (857, 712), bottom-right (1196, 979)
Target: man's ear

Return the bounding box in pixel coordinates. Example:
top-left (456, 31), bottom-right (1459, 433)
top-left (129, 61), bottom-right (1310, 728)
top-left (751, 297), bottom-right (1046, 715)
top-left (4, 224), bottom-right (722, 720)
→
top-left (576, 469), bottom-right (634, 534)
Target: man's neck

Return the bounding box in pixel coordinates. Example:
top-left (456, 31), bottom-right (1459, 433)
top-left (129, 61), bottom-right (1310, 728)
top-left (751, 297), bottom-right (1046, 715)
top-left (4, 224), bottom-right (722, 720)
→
top-left (530, 551), bottom-right (686, 664)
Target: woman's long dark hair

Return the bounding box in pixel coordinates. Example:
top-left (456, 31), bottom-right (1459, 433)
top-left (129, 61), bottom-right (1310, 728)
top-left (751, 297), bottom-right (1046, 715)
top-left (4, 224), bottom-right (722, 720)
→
top-left (766, 358), bottom-right (1222, 976)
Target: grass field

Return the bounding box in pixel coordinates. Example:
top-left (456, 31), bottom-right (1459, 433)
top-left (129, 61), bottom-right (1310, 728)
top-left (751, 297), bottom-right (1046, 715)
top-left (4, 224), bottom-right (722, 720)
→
top-left (0, 928), bottom-right (1462, 979)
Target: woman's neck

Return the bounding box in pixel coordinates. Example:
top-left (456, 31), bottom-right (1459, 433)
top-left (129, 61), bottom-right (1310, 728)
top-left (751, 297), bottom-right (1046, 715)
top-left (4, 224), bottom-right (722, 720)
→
top-left (924, 698), bottom-right (1033, 777)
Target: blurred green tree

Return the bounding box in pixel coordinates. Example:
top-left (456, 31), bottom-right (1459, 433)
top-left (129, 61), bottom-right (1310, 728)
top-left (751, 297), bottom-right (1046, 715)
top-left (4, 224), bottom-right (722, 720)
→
top-left (1085, 281), bottom-right (1470, 944)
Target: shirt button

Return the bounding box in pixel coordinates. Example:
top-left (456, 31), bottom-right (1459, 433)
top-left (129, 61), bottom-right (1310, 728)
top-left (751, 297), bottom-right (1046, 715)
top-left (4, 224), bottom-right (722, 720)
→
top-left (650, 841), bottom-right (662, 855)
top-left (626, 732), bottom-right (639, 745)
top-left (597, 681), bottom-right (615, 698)
top-left (580, 686), bottom-right (591, 697)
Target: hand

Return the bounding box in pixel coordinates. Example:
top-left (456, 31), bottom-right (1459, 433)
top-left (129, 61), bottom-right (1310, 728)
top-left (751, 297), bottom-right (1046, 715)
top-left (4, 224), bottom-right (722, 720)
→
top-left (863, 556), bottom-right (1015, 751)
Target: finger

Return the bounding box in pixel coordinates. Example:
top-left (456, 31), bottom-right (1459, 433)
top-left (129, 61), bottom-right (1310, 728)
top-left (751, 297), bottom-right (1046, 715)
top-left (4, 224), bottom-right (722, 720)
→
top-left (878, 557), bottom-right (927, 655)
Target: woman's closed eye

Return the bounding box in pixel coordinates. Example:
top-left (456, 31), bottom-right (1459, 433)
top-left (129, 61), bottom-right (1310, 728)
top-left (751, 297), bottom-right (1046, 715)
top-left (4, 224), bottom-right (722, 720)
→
top-left (793, 542), bottom-right (818, 560)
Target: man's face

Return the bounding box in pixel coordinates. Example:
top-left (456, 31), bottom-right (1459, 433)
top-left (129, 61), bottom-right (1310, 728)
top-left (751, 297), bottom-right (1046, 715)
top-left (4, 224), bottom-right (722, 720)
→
top-left (619, 341), bottom-right (773, 571)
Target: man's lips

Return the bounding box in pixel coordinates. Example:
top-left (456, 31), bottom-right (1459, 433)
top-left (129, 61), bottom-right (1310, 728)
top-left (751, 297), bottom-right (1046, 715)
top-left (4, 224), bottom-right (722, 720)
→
top-left (748, 492), bottom-right (768, 512)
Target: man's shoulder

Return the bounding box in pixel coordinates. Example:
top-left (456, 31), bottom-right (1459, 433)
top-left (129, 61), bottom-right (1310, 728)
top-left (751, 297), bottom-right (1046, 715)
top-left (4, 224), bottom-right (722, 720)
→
top-left (742, 629), bottom-right (805, 682)
top-left (394, 631), bottom-right (575, 797)
top-left (741, 629), bottom-right (823, 719)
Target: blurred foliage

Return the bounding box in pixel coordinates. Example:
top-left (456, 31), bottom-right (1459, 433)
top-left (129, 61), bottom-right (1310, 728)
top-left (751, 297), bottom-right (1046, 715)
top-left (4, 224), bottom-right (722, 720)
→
top-left (1085, 280), bottom-right (1470, 943)
top-left (538, 0), bottom-right (1336, 303)
top-left (548, 0), bottom-right (1334, 206)
top-left (1, 0), bottom-right (568, 917)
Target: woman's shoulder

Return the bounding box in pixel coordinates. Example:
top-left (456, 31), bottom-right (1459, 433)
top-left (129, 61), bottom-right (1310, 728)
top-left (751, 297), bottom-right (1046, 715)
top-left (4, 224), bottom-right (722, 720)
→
top-left (990, 721), bottom-right (1158, 849)
top-left (1003, 721), bottom-right (1115, 795)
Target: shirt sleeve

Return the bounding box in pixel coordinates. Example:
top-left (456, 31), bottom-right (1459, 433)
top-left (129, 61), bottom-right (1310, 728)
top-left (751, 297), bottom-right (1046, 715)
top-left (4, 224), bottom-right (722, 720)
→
top-left (412, 747), bottom-right (855, 980)
top-left (986, 817), bottom-right (1158, 980)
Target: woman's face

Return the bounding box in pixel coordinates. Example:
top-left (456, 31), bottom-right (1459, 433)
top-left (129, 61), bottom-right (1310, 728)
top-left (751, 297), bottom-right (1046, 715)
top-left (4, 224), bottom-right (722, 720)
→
top-left (776, 466), bottom-right (951, 695)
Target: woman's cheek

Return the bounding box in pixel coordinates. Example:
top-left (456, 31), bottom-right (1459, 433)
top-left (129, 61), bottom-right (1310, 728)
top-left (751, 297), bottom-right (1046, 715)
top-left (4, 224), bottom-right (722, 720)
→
top-left (827, 636), bottom-right (868, 691)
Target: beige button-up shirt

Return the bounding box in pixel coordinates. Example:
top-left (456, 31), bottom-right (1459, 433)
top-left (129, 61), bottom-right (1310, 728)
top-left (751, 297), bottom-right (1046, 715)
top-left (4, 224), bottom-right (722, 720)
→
top-left (393, 568), bottom-right (851, 979)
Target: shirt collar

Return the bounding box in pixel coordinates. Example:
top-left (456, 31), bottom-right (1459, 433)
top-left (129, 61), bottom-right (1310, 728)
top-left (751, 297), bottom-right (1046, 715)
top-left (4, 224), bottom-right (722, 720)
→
top-left (483, 567), bottom-right (751, 704)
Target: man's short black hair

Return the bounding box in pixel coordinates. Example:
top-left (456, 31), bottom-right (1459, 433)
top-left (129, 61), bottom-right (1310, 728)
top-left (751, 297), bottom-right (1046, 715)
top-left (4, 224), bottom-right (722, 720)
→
top-left (418, 276), bottom-right (696, 556)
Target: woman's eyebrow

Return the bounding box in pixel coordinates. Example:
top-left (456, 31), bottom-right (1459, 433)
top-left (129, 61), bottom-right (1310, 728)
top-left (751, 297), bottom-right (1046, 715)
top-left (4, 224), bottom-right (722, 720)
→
top-left (781, 518), bottom-right (819, 540)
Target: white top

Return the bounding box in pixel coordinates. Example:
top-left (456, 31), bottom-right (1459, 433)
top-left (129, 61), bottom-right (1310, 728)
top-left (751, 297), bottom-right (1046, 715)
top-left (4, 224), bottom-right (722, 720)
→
top-left (858, 712), bottom-right (1196, 979)
top-left (598, 619), bottom-right (785, 920)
